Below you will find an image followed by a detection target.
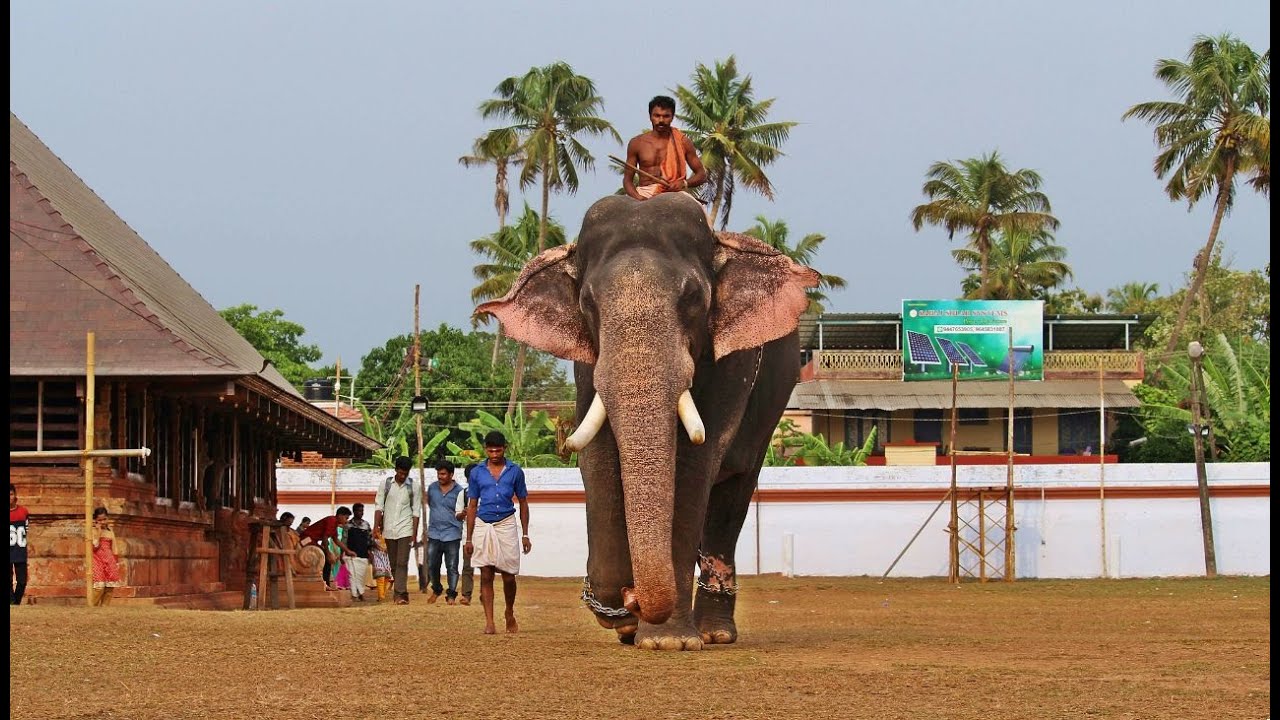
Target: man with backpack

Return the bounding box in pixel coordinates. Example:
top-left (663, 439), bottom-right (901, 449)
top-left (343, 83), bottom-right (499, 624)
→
top-left (374, 456), bottom-right (421, 605)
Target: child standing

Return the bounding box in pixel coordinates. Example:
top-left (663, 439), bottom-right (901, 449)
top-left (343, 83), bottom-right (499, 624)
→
top-left (90, 507), bottom-right (122, 606)
top-left (369, 531), bottom-right (393, 602)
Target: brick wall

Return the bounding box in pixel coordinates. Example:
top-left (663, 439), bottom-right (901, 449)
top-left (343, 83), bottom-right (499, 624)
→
top-left (10, 464), bottom-right (272, 601)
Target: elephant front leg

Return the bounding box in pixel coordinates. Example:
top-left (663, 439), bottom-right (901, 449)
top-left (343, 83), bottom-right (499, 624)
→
top-left (694, 470), bottom-right (756, 644)
top-left (578, 418), bottom-right (640, 643)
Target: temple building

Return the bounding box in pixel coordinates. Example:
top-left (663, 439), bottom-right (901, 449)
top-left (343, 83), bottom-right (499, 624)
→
top-left (10, 113), bottom-right (378, 603)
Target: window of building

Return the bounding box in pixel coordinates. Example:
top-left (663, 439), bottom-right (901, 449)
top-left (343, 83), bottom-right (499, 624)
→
top-left (1058, 410), bottom-right (1101, 455)
top-left (958, 408), bottom-right (988, 425)
top-left (914, 409), bottom-right (943, 447)
top-left (844, 410), bottom-right (885, 451)
top-left (9, 380), bottom-right (81, 466)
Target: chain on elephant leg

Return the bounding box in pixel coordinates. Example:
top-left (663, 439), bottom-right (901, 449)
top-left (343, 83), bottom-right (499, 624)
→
top-left (695, 550), bottom-right (740, 644)
top-left (581, 577), bottom-right (638, 643)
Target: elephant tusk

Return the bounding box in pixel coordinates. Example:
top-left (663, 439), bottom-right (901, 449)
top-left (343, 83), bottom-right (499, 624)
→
top-left (565, 393), bottom-right (607, 452)
top-left (677, 390), bottom-right (706, 445)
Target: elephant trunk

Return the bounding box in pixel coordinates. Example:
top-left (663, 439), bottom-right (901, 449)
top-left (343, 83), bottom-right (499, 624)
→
top-left (608, 397), bottom-right (678, 625)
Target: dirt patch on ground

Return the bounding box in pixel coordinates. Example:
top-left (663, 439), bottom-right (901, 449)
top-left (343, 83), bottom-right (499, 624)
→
top-left (8, 576), bottom-right (1269, 719)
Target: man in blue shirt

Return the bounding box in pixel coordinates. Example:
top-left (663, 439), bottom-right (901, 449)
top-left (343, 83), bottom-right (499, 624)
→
top-left (424, 460), bottom-right (466, 605)
top-left (463, 431), bottom-right (532, 634)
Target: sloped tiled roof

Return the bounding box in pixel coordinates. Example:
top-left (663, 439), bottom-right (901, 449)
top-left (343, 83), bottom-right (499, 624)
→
top-left (9, 112), bottom-right (296, 391)
top-left (9, 112), bottom-right (378, 455)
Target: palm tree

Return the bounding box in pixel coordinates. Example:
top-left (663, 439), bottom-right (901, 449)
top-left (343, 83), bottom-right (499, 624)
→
top-left (1123, 34), bottom-right (1270, 357)
top-left (460, 128), bottom-right (525, 367)
top-left (953, 229), bottom-right (1073, 300)
top-left (743, 215), bottom-right (847, 314)
top-left (480, 62), bottom-right (620, 254)
top-left (673, 56), bottom-right (797, 230)
top-left (469, 205), bottom-right (568, 415)
top-left (910, 151), bottom-right (1060, 298)
top-left (1105, 281), bottom-right (1160, 314)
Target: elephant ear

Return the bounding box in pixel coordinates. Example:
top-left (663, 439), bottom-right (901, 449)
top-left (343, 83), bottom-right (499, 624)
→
top-left (710, 232), bottom-right (821, 361)
top-left (475, 245), bottom-right (597, 364)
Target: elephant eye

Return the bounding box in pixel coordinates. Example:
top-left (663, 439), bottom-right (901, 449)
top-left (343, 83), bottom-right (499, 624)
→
top-left (678, 278), bottom-right (707, 311)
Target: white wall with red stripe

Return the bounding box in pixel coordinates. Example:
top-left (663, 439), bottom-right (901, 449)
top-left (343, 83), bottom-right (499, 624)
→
top-left (276, 463), bottom-right (1269, 579)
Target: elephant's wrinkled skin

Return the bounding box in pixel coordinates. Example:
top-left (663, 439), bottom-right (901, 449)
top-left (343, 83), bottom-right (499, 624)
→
top-left (479, 193), bottom-right (818, 650)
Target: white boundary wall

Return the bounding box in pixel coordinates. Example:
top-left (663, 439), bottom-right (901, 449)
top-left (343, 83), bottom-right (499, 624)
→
top-left (277, 463), bottom-right (1269, 579)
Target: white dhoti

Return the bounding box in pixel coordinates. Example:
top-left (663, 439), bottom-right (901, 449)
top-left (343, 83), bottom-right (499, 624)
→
top-left (637, 185), bottom-right (712, 226)
top-left (471, 514), bottom-right (521, 575)
top-left (344, 556), bottom-right (370, 598)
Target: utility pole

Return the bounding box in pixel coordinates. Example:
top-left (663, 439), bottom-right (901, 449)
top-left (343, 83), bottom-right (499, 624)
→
top-left (413, 285), bottom-right (425, 483)
top-left (1188, 341), bottom-right (1217, 578)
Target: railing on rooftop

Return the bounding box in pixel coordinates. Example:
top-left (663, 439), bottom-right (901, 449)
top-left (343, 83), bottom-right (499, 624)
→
top-left (808, 349), bottom-right (1143, 380)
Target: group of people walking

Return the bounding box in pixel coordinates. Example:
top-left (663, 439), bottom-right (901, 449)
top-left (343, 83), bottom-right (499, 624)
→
top-left (290, 430), bottom-right (532, 633)
top-left (9, 430), bottom-right (531, 629)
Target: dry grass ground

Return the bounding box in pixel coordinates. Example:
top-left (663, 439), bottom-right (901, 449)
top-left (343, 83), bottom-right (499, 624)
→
top-left (8, 576), bottom-right (1270, 720)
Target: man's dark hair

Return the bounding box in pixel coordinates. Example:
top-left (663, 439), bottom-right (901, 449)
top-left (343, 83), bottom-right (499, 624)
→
top-left (336, 506), bottom-right (352, 518)
top-left (649, 95), bottom-right (676, 113)
top-left (9, 483), bottom-right (15, 498)
top-left (300, 516), bottom-right (311, 524)
top-left (435, 459), bottom-right (456, 473)
top-left (279, 511), bottom-right (295, 525)
top-left (483, 431), bottom-right (508, 448)
top-left (93, 507), bottom-right (109, 520)
top-left (394, 456), bottom-right (413, 471)
top-left (351, 503), bottom-right (364, 513)
top-left (463, 462), bottom-right (479, 482)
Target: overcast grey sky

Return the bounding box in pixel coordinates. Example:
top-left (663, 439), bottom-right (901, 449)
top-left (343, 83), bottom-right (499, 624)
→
top-left (10, 2), bottom-right (1271, 369)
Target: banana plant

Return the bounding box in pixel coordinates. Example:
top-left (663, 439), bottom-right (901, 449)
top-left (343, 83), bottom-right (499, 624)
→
top-left (446, 407), bottom-right (575, 468)
top-left (1138, 333), bottom-right (1270, 461)
top-left (349, 400), bottom-right (451, 469)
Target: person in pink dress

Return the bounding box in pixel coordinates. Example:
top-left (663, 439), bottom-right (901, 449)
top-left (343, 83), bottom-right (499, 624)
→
top-left (90, 507), bottom-right (122, 606)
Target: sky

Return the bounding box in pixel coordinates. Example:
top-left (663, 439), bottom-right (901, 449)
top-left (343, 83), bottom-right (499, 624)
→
top-left (10, 2), bottom-right (1271, 370)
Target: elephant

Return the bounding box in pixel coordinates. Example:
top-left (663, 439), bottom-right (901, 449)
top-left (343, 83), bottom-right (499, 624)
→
top-left (478, 193), bottom-right (818, 650)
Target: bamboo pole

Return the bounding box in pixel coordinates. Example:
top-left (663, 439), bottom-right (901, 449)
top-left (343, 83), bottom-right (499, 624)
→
top-left (10, 449), bottom-right (150, 460)
top-left (948, 363), bottom-right (960, 583)
top-left (1004, 327), bottom-right (1015, 582)
top-left (84, 332), bottom-right (95, 607)
top-left (331, 357), bottom-right (342, 513)
top-left (1098, 357), bottom-right (1109, 578)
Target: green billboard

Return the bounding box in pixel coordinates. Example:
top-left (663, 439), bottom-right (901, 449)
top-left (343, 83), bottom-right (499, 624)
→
top-left (901, 300), bottom-right (1044, 381)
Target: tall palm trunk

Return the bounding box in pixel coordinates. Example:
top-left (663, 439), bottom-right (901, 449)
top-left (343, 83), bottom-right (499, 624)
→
top-left (506, 343), bottom-right (527, 417)
top-left (490, 163), bottom-right (510, 371)
top-left (1163, 157), bottom-right (1236, 358)
top-left (490, 324), bottom-right (505, 369)
top-left (708, 164), bottom-right (727, 229)
top-left (506, 156), bottom-right (547, 415)
top-left (538, 159), bottom-right (551, 251)
top-left (979, 233), bottom-right (991, 299)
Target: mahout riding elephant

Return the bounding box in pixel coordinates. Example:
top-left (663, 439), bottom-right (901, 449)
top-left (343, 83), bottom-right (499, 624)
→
top-left (478, 193), bottom-right (818, 650)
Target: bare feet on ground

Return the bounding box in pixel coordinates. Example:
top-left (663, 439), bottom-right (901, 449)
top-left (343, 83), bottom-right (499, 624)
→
top-left (505, 613), bottom-right (519, 634)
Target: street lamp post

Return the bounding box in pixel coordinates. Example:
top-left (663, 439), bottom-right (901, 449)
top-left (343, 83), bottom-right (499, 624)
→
top-left (1188, 341), bottom-right (1217, 578)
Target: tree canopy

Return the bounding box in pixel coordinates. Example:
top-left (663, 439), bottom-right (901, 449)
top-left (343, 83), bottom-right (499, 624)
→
top-left (673, 56), bottom-right (797, 230)
top-left (911, 151), bottom-right (1060, 299)
top-left (219, 304), bottom-right (321, 388)
top-left (479, 61), bottom-right (620, 253)
top-left (353, 324), bottom-right (571, 449)
top-left (1123, 34), bottom-right (1270, 355)
top-left (743, 215), bottom-right (846, 314)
